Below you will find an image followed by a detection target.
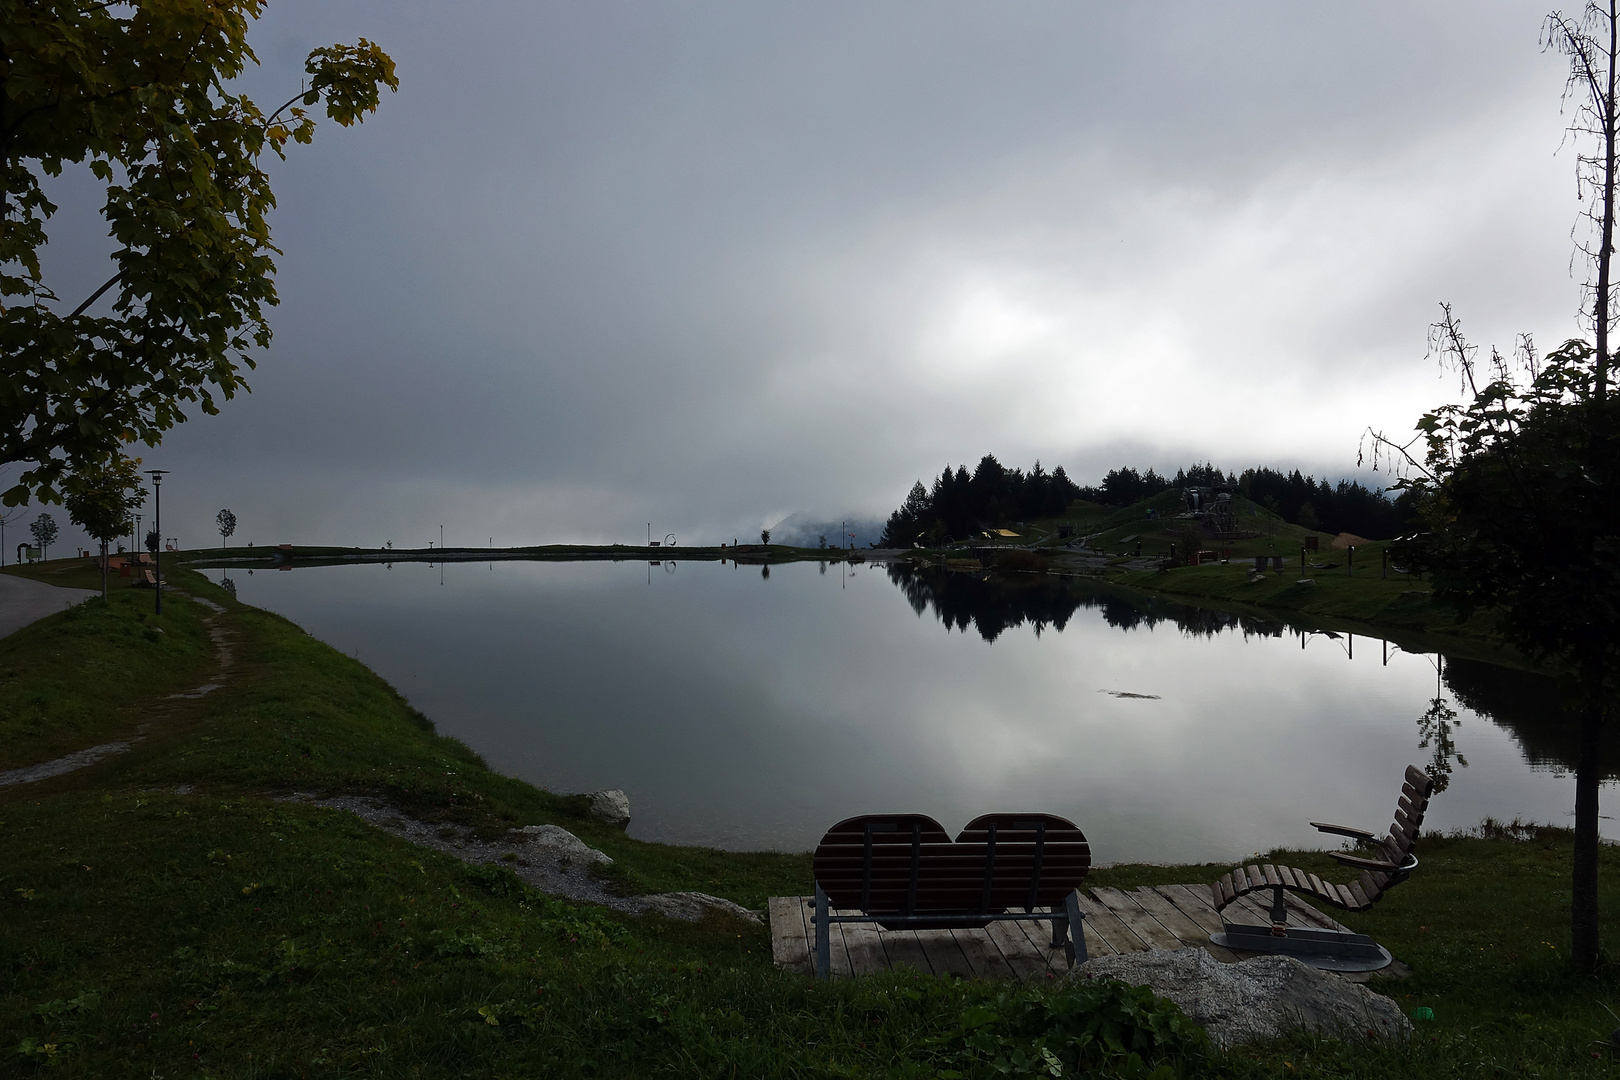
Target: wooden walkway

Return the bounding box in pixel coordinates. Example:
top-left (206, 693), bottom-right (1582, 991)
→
top-left (769, 884), bottom-right (1352, 981)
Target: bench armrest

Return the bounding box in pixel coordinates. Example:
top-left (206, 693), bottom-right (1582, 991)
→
top-left (1310, 821), bottom-right (1378, 843)
top-left (1327, 851), bottom-right (1404, 873)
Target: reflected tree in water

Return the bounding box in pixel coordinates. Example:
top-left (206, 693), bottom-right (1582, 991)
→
top-left (1442, 657), bottom-right (1620, 779)
top-left (884, 563), bottom-right (1287, 643)
top-left (1417, 696), bottom-right (1467, 794)
top-left (1416, 656), bottom-right (1468, 794)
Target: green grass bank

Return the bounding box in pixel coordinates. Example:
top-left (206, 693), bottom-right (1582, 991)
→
top-left (4, 559), bottom-right (1620, 1077)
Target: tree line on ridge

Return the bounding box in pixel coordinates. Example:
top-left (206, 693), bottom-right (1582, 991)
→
top-left (879, 455), bottom-right (1412, 546)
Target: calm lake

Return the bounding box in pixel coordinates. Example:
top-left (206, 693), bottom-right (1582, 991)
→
top-left (222, 557), bottom-right (1607, 863)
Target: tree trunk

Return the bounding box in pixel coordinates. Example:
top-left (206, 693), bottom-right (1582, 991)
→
top-left (1572, 655), bottom-right (1606, 973)
top-left (100, 538), bottom-right (107, 599)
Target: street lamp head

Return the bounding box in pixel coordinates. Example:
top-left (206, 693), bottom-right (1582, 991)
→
top-left (145, 469), bottom-right (169, 486)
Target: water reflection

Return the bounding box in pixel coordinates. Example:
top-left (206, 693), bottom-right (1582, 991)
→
top-left (1417, 665), bottom-right (1467, 794)
top-left (889, 563), bottom-right (1574, 789)
top-left (215, 557), bottom-right (1607, 858)
top-left (1442, 657), bottom-right (1616, 780)
top-left (886, 563), bottom-right (1288, 642)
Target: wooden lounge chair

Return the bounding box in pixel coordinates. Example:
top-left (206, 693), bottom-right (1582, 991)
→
top-left (1208, 765), bottom-right (1435, 971)
top-left (809, 813), bottom-right (1091, 980)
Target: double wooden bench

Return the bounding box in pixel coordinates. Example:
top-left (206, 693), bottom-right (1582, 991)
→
top-left (810, 813), bottom-right (1091, 980)
top-left (1209, 764), bottom-right (1435, 970)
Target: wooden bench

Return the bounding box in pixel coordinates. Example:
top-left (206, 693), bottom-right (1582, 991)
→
top-left (810, 813), bottom-right (1091, 980)
top-left (1209, 765), bottom-right (1435, 971)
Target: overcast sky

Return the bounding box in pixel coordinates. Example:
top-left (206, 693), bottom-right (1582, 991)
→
top-left (18, 1), bottom-right (1594, 552)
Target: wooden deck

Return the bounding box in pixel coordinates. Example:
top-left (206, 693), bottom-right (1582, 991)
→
top-left (769, 884), bottom-right (1353, 981)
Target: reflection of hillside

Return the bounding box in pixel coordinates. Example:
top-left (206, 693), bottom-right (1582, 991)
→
top-left (1443, 658), bottom-right (1620, 778)
top-left (885, 564), bottom-right (1605, 779)
top-left (884, 564), bottom-right (1288, 643)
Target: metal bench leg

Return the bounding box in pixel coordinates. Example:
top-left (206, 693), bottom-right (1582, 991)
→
top-left (1063, 891), bottom-right (1087, 966)
top-left (814, 885), bottom-right (831, 981)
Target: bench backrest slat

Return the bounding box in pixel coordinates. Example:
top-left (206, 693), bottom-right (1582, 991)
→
top-left (813, 813), bottom-right (1091, 916)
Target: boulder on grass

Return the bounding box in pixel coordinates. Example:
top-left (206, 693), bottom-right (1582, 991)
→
top-left (517, 824), bottom-right (613, 867)
top-left (1072, 947), bottom-right (1409, 1047)
top-left (586, 789), bottom-right (632, 829)
top-left (638, 891), bottom-right (761, 924)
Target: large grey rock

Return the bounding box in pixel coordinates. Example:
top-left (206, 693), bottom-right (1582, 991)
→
top-left (1073, 947), bottom-right (1409, 1047)
top-left (586, 789), bottom-right (631, 829)
top-left (517, 824), bottom-right (613, 867)
top-left (638, 891), bottom-right (762, 924)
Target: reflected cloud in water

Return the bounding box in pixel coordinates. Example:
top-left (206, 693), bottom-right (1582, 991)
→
top-left (220, 558), bottom-right (1603, 860)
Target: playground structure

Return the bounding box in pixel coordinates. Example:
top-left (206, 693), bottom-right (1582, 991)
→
top-left (1178, 486), bottom-right (1257, 542)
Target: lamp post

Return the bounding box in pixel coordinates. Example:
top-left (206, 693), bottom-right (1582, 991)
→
top-left (146, 470), bottom-right (169, 613)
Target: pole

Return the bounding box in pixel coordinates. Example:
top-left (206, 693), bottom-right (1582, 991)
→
top-left (155, 480), bottom-right (161, 614)
top-left (144, 471), bottom-right (168, 613)
top-left (440, 524), bottom-right (444, 551)
top-left (152, 477), bottom-right (163, 614)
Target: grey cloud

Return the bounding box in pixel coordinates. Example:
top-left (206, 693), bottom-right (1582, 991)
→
top-left (30, 1), bottom-right (1584, 551)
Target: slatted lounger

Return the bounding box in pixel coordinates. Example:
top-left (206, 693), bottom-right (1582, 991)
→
top-left (1209, 764), bottom-right (1436, 971)
top-left (809, 813), bottom-right (1091, 980)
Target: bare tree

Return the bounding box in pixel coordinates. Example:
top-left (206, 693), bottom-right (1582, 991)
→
top-left (1548, 1), bottom-right (1620, 393)
top-left (1360, 3), bottom-right (1620, 973)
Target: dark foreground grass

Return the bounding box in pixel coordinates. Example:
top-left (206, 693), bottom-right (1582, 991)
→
top-left (4, 560), bottom-right (1620, 1077)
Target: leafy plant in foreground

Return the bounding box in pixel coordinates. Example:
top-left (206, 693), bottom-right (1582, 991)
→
top-left (932, 978), bottom-right (1206, 1078)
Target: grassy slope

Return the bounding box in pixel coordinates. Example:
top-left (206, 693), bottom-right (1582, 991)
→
top-left (4, 560), bottom-right (1620, 1077)
top-left (0, 564), bottom-right (216, 770)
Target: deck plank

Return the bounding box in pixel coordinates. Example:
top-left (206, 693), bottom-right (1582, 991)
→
top-left (768, 896), bottom-right (811, 974)
top-left (1072, 891), bottom-right (1154, 955)
top-left (982, 918), bottom-right (1063, 981)
top-left (1285, 892), bottom-right (1349, 931)
top-left (878, 927), bottom-right (936, 976)
top-left (1001, 908), bottom-right (1071, 976)
top-left (1133, 885), bottom-right (1242, 963)
top-left (1089, 887), bottom-right (1183, 951)
top-left (1127, 885), bottom-right (1220, 947)
top-left (836, 908), bottom-right (890, 978)
top-left (768, 885), bottom-right (1351, 981)
top-left (1154, 884), bottom-right (1225, 934)
top-left (949, 927), bottom-right (1019, 980)
top-left (915, 930), bottom-right (977, 978)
